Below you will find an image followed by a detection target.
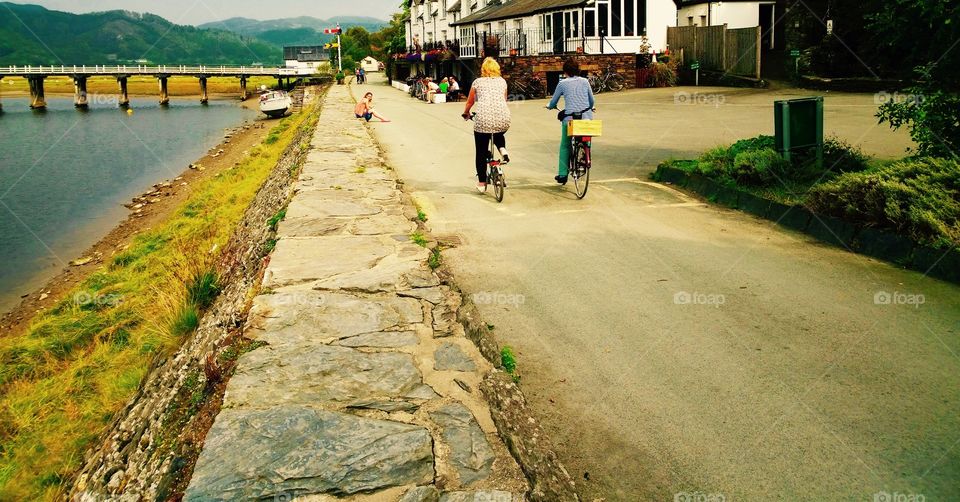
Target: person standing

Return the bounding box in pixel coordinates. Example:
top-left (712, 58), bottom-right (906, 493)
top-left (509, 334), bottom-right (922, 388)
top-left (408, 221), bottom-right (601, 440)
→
top-left (546, 58), bottom-right (594, 185)
top-left (462, 58), bottom-right (511, 192)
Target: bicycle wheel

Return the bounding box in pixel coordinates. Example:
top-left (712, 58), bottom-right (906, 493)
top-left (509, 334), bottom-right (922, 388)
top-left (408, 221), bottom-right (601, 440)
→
top-left (528, 79), bottom-right (545, 99)
top-left (572, 141), bottom-right (590, 199)
top-left (491, 166), bottom-right (505, 202)
top-left (607, 74), bottom-right (626, 92)
top-left (589, 76), bottom-right (603, 94)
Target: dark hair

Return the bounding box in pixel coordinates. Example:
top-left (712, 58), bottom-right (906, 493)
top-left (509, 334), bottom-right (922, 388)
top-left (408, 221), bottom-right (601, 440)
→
top-left (563, 58), bottom-right (580, 76)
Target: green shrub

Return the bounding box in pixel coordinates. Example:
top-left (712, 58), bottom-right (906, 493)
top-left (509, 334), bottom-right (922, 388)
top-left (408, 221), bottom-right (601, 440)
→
top-left (730, 148), bottom-right (789, 185)
top-left (822, 137), bottom-right (870, 173)
top-left (806, 157), bottom-right (960, 247)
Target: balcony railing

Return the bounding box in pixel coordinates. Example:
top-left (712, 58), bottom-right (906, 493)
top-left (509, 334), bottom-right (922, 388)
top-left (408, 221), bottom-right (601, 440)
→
top-left (463, 30), bottom-right (588, 59)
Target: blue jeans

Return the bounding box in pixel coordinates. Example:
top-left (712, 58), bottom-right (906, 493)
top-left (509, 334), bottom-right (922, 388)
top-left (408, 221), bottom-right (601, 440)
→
top-left (558, 122), bottom-right (571, 176)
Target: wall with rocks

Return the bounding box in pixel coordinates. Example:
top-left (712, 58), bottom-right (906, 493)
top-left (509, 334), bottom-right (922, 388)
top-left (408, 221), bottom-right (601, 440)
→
top-left (501, 54), bottom-right (639, 90)
top-left (68, 89), bottom-right (325, 501)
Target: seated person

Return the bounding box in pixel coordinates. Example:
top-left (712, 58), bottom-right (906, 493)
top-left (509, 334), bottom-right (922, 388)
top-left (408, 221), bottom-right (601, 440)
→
top-left (439, 77), bottom-right (450, 95)
top-left (354, 92), bottom-right (390, 122)
top-left (448, 77), bottom-right (462, 101)
top-left (426, 78), bottom-right (441, 103)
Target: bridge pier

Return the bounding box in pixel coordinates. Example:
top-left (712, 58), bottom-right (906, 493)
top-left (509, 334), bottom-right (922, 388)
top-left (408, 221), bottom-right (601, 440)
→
top-left (73, 76), bottom-right (89, 108)
top-left (277, 77), bottom-right (284, 90)
top-left (158, 75), bottom-right (170, 106)
top-left (199, 76), bottom-right (208, 104)
top-left (0, 76), bottom-right (3, 112)
top-left (239, 76), bottom-right (248, 100)
top-left (27, 76), bottom-right (47, 109)
top-left (117, 76), bottom-right (129, 107)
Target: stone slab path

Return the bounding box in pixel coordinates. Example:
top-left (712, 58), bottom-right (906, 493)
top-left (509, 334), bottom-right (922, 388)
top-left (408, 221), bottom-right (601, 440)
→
top-left (185, 85), bottom-right (528, 501)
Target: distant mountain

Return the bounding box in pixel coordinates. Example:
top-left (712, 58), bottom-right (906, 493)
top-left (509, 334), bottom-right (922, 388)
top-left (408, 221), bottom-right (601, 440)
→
top-left (199, 16), bottom-right (386, 35)
top-left (199, 15), bottom-right (387, 48)
top-left (0, 3), bottom-right (281, 65)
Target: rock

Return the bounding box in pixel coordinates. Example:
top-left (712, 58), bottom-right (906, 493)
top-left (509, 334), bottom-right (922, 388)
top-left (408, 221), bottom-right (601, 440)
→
top-left (454, 378), bottom-right (473, 393)
top-left (346, 399), bottom-right (420, 413)
top-left (401, 485), bottom-right (441, 502)
top-left (107, 470), bottom-right (124, 492)
top-left (247, 291), bottom-right (422, 346)
top-left (185, 407), bottom-right (434, 500)
top-left (261, 235), bottom-right (396, 288)
top-left (224, 344), bottom-right (436, 409)
top-left (430, 403), bottom-right (495, 486)
top-left (439, 491), bottom-right (519, 502)
top-left (434, 343), bottom-right (477, 372)
top-left (335, 331), bottom-right (419, 348)
top-left (70, 256), bottom-right (93, 266)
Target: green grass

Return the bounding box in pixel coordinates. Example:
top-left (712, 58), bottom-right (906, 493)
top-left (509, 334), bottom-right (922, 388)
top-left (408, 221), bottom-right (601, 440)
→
top-left (267, 208), bottom-right (286, 231)
top-left (428, 248), bottom-right (442, 270)
top-left (354, 166), bottom-right (366, 174)
top-left (416, 209), bottom-right (428, 222)
top-left (410, 232), bottom-right (428, 247)
top-left (0, 104), bottom-right (318, 500)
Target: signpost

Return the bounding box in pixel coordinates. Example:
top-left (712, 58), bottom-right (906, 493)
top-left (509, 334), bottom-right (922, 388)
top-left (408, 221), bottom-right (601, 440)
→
top-left (790, 49), bottom-right (800, 75)
top-left (324, 25), bottom-right (343, 72)
top-left (774, 97), bottom-right (824, 168)
top-left (691, 61), bottom-right (700, 86)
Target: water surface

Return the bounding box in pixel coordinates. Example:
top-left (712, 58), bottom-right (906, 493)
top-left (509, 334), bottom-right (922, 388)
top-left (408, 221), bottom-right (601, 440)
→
top-left (0, 96), bottom-right (256, 312)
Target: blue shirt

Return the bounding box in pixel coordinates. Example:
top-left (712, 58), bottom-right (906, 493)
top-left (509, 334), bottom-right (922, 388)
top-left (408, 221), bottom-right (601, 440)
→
top-left (548, 76), bottom-right (595, 122)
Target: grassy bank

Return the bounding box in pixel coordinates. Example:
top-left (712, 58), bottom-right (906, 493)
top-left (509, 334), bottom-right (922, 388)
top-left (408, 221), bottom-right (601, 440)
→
top-left (0, 107), bottom-right (314, 499)
top-left (657, 136), bottom-right (959, 249)
top-left (0, 75), bottom-right (278, 97)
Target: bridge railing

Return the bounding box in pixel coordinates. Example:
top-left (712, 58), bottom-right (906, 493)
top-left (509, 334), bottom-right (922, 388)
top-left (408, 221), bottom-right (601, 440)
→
top-left (0, 65), bottom-right (313, 76)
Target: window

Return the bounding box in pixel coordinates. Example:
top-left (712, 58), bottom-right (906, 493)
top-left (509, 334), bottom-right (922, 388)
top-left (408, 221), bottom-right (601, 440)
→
top-left (598, 1), bottom-right (609, 37)
top-left (572, 11), bottom-right (579, 38)
top-left (585, 7), bottom-right (596, 36)
top-left (483, 23), bottom-right (492, 35)
top-left (564, 12), bottom-right (572, 38)
top-left (688, 16), bottom-right (694, 26)
top-left (700, 15), bottom-right (707, 26)
top-left (514, 19), bottom-right (523, 31)
top-left (542, 14), bottom-right (552, 41)
top-left (441, 0), bottom-right (447, 19)
top-left (624, 0), bottom-right (634, 35)
top-left (499, 20), bottom-right (507, 32)
top-left (611, 0), bottom-right (621, 36)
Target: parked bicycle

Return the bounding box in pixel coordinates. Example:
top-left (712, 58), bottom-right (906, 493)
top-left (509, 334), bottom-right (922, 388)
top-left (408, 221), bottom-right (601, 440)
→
top-left (560, 107), bottom-right (599, 199)
top-left (464, 112), bottom-right (507, 202)
top-left (589, 66), bottom-right (625, 94)
top-left (508, 73), bottom-right (545, 100)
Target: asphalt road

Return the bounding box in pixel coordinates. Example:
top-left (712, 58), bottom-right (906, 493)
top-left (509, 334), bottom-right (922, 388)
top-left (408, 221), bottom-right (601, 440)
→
top-left (362, 75), bottom-right (960, 501)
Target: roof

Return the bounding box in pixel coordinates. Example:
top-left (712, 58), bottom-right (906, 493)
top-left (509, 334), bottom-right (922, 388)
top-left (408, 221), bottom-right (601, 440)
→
top-left (451, 0), bottom-right (588, 26)
top-left (447, 0), bottom-right (461, 12)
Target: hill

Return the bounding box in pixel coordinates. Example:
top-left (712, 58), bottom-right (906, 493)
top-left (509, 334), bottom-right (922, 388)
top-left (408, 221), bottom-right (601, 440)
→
top-left (0, 3), bottom-right (281, 65)
top-left (199, 16), bottom-right (387, 49)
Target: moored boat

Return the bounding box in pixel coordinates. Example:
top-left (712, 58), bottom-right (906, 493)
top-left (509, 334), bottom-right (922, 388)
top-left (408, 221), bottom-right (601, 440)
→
top-left (259, 91), bottom-right (292, 118)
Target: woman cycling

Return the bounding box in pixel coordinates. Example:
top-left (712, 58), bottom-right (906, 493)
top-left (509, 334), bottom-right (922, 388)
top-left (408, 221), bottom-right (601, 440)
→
top-left (462, 57), bottom-right (511, 193)
top-left (546, 58), bottom-right (595, 185)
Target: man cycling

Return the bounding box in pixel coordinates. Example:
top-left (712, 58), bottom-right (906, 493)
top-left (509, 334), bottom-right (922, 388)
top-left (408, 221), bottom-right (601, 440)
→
top-left (546, 58), bottom-right (595, 185)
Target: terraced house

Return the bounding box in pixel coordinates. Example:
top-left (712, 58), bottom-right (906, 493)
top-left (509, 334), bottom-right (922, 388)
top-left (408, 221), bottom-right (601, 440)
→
top-left (400, 0), bottom-right (682, 90)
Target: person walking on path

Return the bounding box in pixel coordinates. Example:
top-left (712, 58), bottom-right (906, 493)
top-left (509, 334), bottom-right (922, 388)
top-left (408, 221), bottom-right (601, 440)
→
top-left (462, 58), bottom-right (511, 192)
top-left (354, 92), bottom-right (391, 122)
top-left (546, 58), bottom-right (594, 185)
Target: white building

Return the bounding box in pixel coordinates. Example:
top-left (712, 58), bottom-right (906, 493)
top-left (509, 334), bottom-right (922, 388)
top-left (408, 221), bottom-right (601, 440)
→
top-left (361, 56), bottom-right (382, 72)
top-left (676, 0), bottom-right (778, 48)
top-left (405, 0), bottom-right (681, 57)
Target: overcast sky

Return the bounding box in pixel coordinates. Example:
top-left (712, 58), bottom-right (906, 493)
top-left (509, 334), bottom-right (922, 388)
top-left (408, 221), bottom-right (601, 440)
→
top-left (9, 0), bottom-right (399, 24)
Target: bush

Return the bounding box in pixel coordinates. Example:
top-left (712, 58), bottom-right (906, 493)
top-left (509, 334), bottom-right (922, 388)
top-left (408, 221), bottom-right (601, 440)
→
top-left (645, 62), bottom-right (677, 88)
top-left (806, 157), bottom-right (960, 247)
top-left (730, 148), bottom-right (790, 185)
top-left (821, 137), bottom-right (870, 173)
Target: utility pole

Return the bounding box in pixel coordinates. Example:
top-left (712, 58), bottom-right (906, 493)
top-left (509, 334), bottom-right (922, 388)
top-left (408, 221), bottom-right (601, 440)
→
top-left (337, 23), bottom-right (343, 72)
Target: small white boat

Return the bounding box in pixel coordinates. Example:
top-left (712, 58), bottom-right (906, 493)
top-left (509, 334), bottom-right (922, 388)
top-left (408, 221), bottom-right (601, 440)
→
top-left (259, 91), bottom-right (292, 118)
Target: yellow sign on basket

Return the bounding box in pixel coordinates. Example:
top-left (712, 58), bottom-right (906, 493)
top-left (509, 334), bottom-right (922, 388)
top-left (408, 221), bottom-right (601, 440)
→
top-left (568, 120), bottom-right (603, 137)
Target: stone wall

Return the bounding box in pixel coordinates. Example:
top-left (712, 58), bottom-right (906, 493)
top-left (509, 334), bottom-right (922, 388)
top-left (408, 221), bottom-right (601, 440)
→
top-left (68, 88), bottom-right (325, 501)
top-left (500, 53), bottom-right (639, 90)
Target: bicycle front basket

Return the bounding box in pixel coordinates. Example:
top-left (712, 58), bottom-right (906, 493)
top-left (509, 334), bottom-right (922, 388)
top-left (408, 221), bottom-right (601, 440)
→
top-left (567, 119), bottom-right (603, 137)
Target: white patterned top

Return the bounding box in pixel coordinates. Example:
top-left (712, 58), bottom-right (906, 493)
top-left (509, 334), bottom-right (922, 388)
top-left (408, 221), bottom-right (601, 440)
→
top-left (472, 77), bottom-right (511, 134)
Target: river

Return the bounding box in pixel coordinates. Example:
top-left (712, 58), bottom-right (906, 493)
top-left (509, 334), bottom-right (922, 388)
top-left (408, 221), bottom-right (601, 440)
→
top-left (0, 96), bottom-right (256, 313)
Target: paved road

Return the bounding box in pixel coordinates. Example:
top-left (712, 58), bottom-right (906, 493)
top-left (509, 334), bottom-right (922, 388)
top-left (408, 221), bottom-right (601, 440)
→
top-left (362, 75), bottom-right (960, 501)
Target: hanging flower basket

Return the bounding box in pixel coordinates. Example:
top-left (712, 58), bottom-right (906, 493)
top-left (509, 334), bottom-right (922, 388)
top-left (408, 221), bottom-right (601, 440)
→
top-left (440, 49), bottom-right (456, 61)
top-left (424, 49), bottom-right (442, 62)
top-left (406, 53), bottom-right (421, 63)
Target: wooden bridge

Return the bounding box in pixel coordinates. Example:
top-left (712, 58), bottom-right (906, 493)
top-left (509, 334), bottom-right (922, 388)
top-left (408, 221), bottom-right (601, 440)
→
top-left (0, 65), bottom-right (317, 109)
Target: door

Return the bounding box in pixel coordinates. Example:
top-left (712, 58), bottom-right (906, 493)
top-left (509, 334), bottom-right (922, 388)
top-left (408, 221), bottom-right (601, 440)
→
top-left (552, 12), bottom-right (564, 54)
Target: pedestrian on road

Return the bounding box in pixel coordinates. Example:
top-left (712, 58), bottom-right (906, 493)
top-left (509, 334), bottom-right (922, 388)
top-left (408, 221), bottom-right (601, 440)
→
top-left (359, 67), bottom-right (366, 84)
top-left (547, 58), bottom-right (594, 185)
top-left (354, 92), bottom-right (391, 122)
top-left (462, 57), bottom-right (511, 193)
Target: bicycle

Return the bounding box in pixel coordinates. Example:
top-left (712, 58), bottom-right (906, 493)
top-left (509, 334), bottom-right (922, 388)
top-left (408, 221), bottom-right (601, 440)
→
top-left (463, 112), bottom-right (507, 202)
top-left (560, 107), bottom-right (597, 199)
top-left (508, 73), bottom-right (545, 100)
top-left (589, 66), bottom-right (626, 94)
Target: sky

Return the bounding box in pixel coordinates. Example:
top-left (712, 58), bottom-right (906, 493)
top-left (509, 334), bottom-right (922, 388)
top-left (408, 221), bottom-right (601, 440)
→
top-left (7, 0), bottom-right (399, 24)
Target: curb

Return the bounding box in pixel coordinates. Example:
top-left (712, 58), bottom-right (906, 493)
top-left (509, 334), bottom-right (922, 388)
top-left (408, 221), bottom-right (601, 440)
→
top-left (653, 165), bottom-right (960, 284)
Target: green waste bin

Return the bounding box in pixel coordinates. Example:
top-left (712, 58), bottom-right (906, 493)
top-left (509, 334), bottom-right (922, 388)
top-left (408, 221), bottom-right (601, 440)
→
top-left (774, 97), bottom-right (824, 167)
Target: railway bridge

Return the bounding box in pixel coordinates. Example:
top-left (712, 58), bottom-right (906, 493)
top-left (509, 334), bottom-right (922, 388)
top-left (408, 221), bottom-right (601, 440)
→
top-left (0, 65), bottom-right (316, 109)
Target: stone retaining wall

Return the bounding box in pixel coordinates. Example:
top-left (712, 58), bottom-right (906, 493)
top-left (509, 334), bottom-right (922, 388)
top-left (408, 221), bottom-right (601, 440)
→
top-left (184, 83), bottom-right (530, 501)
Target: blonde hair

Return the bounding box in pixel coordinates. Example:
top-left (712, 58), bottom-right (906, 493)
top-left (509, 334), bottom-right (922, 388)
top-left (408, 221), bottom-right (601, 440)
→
top-left (480, 57), bottom-right (501, 77)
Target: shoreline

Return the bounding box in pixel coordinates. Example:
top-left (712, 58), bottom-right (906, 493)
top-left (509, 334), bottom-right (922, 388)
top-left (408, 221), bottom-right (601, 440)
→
top-left (0, 97), bottom-right (273, 336)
